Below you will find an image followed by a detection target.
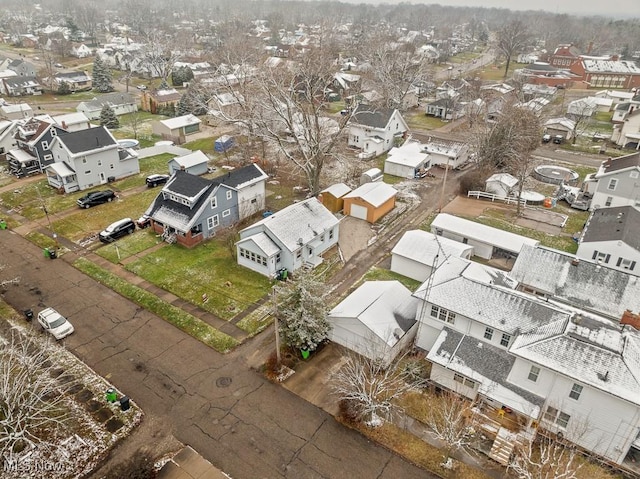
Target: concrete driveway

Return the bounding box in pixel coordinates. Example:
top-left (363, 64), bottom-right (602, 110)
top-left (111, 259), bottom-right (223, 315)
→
top-left (0, 230), bottom-right (432, 479)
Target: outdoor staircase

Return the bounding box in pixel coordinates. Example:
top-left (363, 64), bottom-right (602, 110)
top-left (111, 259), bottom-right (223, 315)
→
top-left (489, 427), bottom-right (516, 466)
top-left (161, 225), bottom-right (177, 244)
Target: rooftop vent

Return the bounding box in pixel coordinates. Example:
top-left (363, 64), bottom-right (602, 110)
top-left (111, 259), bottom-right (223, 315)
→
top-left (597, 371), bottom-right (609, 382)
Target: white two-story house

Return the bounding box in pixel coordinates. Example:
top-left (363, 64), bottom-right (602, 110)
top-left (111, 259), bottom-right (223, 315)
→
top-left (45, 126), bottom-right (139, 193)
top-left (583, 152), bottom-right (640, 210)
top-left (412, 246), bottom-right (640, 473)
top-left (347, 104), bottom-right (408, 158)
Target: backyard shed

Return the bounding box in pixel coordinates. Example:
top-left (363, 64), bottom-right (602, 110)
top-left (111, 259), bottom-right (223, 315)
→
top-left (384, 141), bottom-right (430, 179)
top-left (152, 114), bottom-right (201, 144)
top-left (485, 173), bottom-right (518, 198)
top-left (343, 182), bottom-right (397, 223)
top-left (431, 213), bottom-right (539, 260)
top-left (318, 183), bottom-right (351, 213)
top-left (327, 281), bottom-right (420, 366)
top-left (168, 150), bottom-right (209, 176)
top-left (360, 167), bottom-right (383, 185)
top-left (214, 135), bottom-right (234, 153)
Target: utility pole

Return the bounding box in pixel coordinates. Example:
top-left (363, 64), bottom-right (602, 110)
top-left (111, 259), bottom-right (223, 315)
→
top-left (438, 156), bottom-right (450, 212)
top-left (272, 286), bottom-right (281, 365)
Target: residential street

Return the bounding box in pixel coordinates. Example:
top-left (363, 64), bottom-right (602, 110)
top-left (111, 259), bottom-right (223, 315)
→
top-left (0, 230), bottom-right (434, 479)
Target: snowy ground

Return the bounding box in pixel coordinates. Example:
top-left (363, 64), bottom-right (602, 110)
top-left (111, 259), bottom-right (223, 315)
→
top-left (1, 310), bottom-right (142, 479)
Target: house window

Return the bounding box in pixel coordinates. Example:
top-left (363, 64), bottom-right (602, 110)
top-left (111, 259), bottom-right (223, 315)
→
top-left (110, 164), bottom-right (114, 169)
top-left (41, 140), bottom-right (49, 150)
top-left (276, 252), bottom-right (281, 263)
top-left (50, 128), bottom-right (57, 136)
top-left (484, 327), bottom-right (493, 340)
top-left (222, 209), bottom-right (230, 218)
top-left (207, 215), bottom-right (219, 230)
top-left (84, 170), bottom-right (91, 175)
top-left (617, 258), bottom-right (636, 270)
top-left (528, 365), bottom-right (540, 382)
top-left (605, 196), bottom-right (613, 207)
top-left (543, 406), bottom-right (570, 428)
top-left (211, 197), bottom-right (217, 209)
top-left (320, 234), bottom-right (325, 242)
top-left (430, 305), bottom-right (456, 324)
top-left (500, 333), bottom-right (511, 347)
top-left (607, 178), bottom-right (618, 191)
top-left (569, 383), bottom-right (583, 400)
top-left (82, 157), bottom-right (87, 164)
top-left (329, 228), bottom-right (334, 239)
top-left (97, 159), bottom-right (102, 166)
top-left (251, 198), bottom-right (257, 204)
top-left (453, 373), bottom-right (476, 389)
top-left (239, 248), bottom-right (267, 267)
top-left (43, 154), bottom-right (53, 161)
top-left (226, 190), bottom-right (232, 200)
top-left (591, 251), bottom-right (610, 264)
top-left (296, 249), bottom-right (302, 259)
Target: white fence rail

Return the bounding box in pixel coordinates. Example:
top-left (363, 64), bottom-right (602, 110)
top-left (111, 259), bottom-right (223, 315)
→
top-left (467, 191), bottom-right (528, 207)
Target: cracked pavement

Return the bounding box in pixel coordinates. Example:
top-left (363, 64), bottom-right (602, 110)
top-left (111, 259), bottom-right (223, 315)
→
top-left (0, 230), bottom-right (434, 479)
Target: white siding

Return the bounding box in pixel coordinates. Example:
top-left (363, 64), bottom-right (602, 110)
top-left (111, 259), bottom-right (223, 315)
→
top-left (576, 240), bottom-right (640, 276)
top-left (390, 254), bottom-right (432, 282)
top-left (430, 364), bottom-right (478, 400)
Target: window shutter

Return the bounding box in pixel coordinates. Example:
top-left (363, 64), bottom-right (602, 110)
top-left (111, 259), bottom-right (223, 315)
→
top-left (617, 257), bottom-right (622, 267)
top-left (592, 251), bottom-right (598, 260)
top-left (605, 254), bottom-right (611, 263)
top-left (632, 262), bottom-right (637, 271)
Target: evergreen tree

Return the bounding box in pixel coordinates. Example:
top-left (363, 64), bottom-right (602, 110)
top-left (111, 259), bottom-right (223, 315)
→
top-left (57, 81), bottom-right (72, 95)
top-left (171, 66), bottom-right (194, 87)
top-left (99, 104), bottom-right (119, 129)
top-left (92, 56), bottom-right (114, 93)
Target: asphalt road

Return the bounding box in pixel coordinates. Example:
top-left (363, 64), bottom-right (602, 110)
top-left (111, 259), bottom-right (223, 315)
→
top-left (0, 231), bottom-right (433, 479)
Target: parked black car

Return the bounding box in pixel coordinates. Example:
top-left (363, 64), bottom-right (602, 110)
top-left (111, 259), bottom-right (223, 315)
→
top-left (99, 218), bottom-right (136, 243)
top-left (77, 190), bottom-right (116, 208)
top-left (146, 174), bottom-right (170, 187)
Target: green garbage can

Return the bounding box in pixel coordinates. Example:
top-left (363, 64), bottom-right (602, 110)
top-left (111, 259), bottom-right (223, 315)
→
top-left (0, 219), bottom-right (6, 230)
top-left (301, 349), bottom-right (310, 360)
top-left (106, 388), bottom-right (117, 403)
top-left (44, 248), bottom-right (50, 258)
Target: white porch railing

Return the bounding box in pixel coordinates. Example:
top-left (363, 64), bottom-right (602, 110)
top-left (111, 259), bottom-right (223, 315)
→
top-left (467, 190), bottom-right (528, 207)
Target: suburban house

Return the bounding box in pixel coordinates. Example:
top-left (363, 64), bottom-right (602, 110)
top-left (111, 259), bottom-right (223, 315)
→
top-left (236, 197), bottom-right (339, 277)
top-left (1, 76), bottom-right (43, 97)
top-left (544, 117), bottom-right (576, 141)
top-left (612, 93), bottom-right (640, 124)
top-left (45, 126), bottom-right (139, 193)
top-left (343, 181), bottom-right (397, 223)
top-left (6, 116), bottom-right (64, 177)
top-left (145, 164), bottom-right (268, 247)
top-left (327, 281), bottom-right (420, 366)
top-left (425, 97), bottom-right (464, 121)
top-left (390, 229), bottom-right (473, 282)
top-left (581, 153), bottom-right (640, 210)
top-left (52, 112), bottom-right (91, 132)
top-left (567, 96), bottom-right (612, 117)
top-left (485, 173), bottom-right (518, 198)
top-left (347, 104), bottom-right (408, 158)
top-left (206, 91), bottom-right (244, 124)
top-left (0, 119), bottom-right (20, 158)
top-left (384, 141), bottom-right (430, 179)
top-left (0, 103), bottom-right (33, 120)
top-left (71, 43), bottom-right (93, 58)
top-left (141, 88), bottom-right (182, 114)
top-left (431, 213), bottom-right (539, 261)
top-left (318, 183), bottom-right (351, 213)
top-left (54, 71), bottom-right (93, 92)
top-left (412, 246), bottom-right (640, 471)
top-left (152, 114), bottom-right (201, 145)
top-left (7, 59), bottom-right (37, 77)
top-left (422, 138), bottom-right (470, 169)
top-left (76, 92), bottom-right (138, 120)
top-left (611, 107), bottom-right (640, 149)
top-left (575, 205), bottom-right (640, 275)
top-left (168, 150), bottom-right (209, 176)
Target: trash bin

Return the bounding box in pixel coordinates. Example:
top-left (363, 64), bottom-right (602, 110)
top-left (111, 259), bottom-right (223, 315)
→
top-left (44, 248), bottom-right (50, 258)
top-left (301, 349), bottom-right (310, 360)
top-left (48, 249), bottom-right (57, 259)
top-left (0, 219), bottom-right (6, 230)
top-left (23, 309), bottom-right (33, 321)
top-left (106, 388), bottom-right (117, 403)
top-left (119, 396), bottom-right (130, 411)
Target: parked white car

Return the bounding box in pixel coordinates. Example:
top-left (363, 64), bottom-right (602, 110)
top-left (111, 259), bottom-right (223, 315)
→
top-left (37, 307), bottom-right (74, 340)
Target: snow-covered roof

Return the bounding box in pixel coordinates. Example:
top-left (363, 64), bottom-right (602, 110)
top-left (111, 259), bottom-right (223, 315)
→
top-left (344, 182), bottom-right (397, 207)
top-left (160, 114), bottom-right (201, 130)
top-left (431, 213), bottom-right (539, 254)
top-left (544, 117), bottom-right (576, 130)
top-left (241, 197), bottom-right (338, 253)
top-left (321, 183), bottom-right (351, 198)
top-left (241, 231), bottom-right (280, 256)
top-left (8, 148), bottom-right (35, 163)
top-left (53, 112), bottom-right (89, 127)
top-left (582, 59), bottom-right (640, 74)
top-left (422, 139), bottom-right (466, 158)
top-left (328, 281), bottom-right (419, 347)
top-left (509, 245), bottom-right (640, 320)
top-left (392, 230), bottom-right (473, 267)
top-left (385, 141), bottom-right (429, 168)
top-left (486, 173), bottom-right (518, 188)
top-left (47, 161), bottom-right (75, 177)
top-left (428, 328), bottom-right (544, 417)
top-left (1, 103), bottom-right (32, 114)
top-left (170, 150), bottom-right (208, 168)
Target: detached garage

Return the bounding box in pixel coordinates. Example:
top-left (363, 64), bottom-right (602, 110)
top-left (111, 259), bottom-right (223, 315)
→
top-left (327, 281), bottom-right (419, 366)
top-left (168, 150), bottom-right (209, 176)
top-left (343, 182), bottom-right (397, 223)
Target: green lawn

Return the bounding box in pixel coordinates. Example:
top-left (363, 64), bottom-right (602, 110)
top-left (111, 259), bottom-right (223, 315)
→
top-left (125, 239), bottom-right (272, 320)
top-left (477, 63), bottom-right (511, 81)
top-left (404, 111), bottom-right (446, 131)
top-left (74, 257), bottom-right (239, 353)
top-left (112, 153), bottom-right (176, 190)
top-left (183, 137), bottom-right (217, 155)
top-left (361, 267), bottom-right (421, 291)
top-left (96, 230), bottom-right (163, 263)
top-left (52, 189), bottom-right (159, 241)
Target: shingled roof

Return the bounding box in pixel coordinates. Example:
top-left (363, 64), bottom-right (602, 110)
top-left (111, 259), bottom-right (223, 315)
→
top-left (349, 104), bottom-right (396, 129)
top-left (57, 126), bottom-right (117, 154)
top-left (581, 205), bottom-right (640, 251)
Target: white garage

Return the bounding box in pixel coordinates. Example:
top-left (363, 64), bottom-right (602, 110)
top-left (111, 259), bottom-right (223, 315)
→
top-left (327, 281), bottom-right (419, 366)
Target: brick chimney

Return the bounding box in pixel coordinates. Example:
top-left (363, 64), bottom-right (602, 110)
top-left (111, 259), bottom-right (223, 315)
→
top-left (621, 310), bottom-right (640, 330)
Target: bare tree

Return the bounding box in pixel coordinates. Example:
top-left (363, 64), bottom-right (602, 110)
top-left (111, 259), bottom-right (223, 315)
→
top-left (0, 329), bottom-right (77, 458)
top-left (509, 433), bottom-right (583, 479)
top-left (423, 389), bottom-right (477, 468)
top-left (139, 31), bottom-right (183, 83)
top-left (331, 351), bottom-right (426, 426)
top-left (495, 20), bottom-right (531, 79)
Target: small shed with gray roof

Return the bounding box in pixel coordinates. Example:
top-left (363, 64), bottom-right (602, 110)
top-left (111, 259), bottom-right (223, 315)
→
top-left (168, 150), bottom-right (209, 176)
top-left (328, 281), bottom-right (419, 366)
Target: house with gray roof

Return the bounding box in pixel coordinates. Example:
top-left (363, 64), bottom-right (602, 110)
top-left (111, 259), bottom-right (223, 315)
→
top-left (328, 281), bottom-right (419, 366)
top-left (411, 248), bottom-right (640, 471)
top-left (45, 126), bottom-right (139, 193)
top-left (576, 205), bottom-right (640, 276)
top-left (580, 152), bottom-right (640, 211)
top-left (0, 76), bottom-right (43, 97)
top-left (53, 71), bottom-right (92, 92)
top-left (236, 197), bottom-right (339, 277)
top-left (347, 104), bottom-right (408, 158)
top-left (76, 92), bottom-right (138, 120)
top-left (146, 164), bottom-right (268, 247)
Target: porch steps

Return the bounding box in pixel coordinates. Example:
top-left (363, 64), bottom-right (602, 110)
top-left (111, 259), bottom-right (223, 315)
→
top-left (489, 427), bottom-right (516, 466)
